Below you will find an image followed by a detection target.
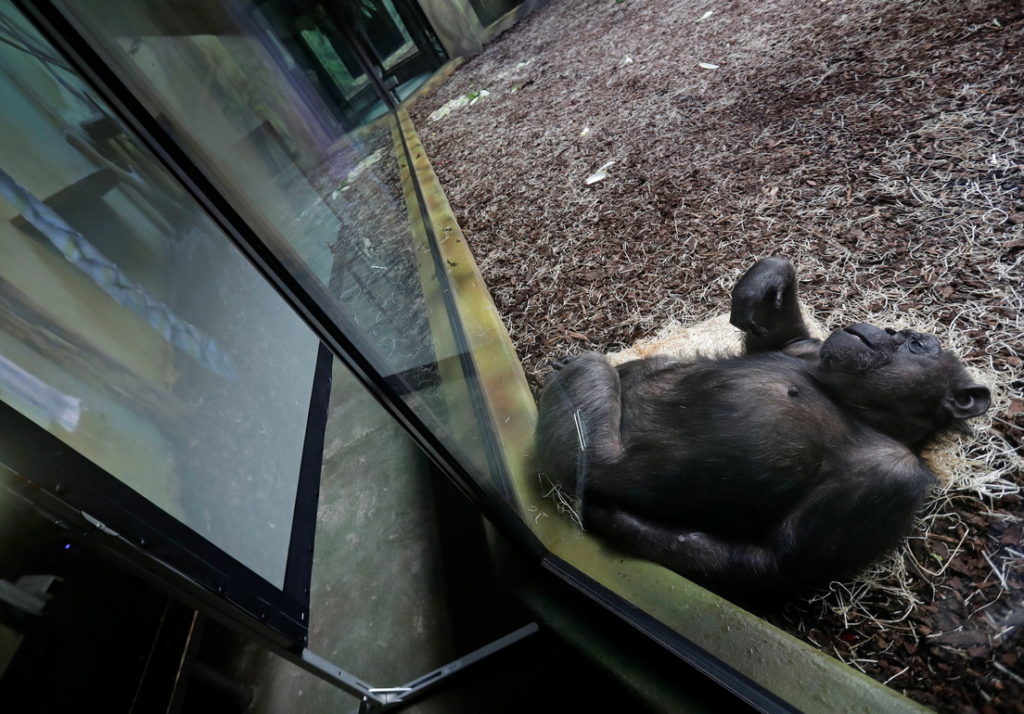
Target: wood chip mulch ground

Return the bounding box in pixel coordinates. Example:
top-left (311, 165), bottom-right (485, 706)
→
top-left (409, 1), bottom-right (1024, 711)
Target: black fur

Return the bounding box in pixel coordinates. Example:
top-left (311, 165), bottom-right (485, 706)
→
top-left (535, 256), bottom-right (991, 599)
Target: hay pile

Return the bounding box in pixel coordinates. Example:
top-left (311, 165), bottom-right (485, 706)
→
top-left (410, 0), bottom-right (1023, 709)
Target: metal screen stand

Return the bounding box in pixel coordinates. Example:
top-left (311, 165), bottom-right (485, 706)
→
top-left (2, 474), bottom-right (537, 711)
top-left (350, 623), bottom-right (540, 712)
top-left (277, 623), bottom-right (539, 711)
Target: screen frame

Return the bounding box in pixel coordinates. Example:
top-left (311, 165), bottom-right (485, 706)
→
top-left (0, 343), bottom-right (334, 646)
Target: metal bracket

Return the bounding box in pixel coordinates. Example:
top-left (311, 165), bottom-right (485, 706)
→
top-left (348, 623), bottom-right (540, 713)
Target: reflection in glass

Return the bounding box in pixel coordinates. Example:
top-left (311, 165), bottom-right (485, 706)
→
top-left (0, 2), bottom-right (320, 587)
top-left (468, 0), bottom-right (523, 28)
top-left (55, 1), bottom-right (501, 488)
top-left (256, 0), bottom-right (446, 127)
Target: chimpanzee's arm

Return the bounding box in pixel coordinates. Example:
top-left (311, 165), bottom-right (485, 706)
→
top-left (730, 256), bottom-right (812, 353)
top-left (777, 450), bottom-right (934, 588)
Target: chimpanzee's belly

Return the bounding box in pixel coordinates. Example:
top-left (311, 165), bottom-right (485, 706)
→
top-left (606, 359), bottom-right (849, 537)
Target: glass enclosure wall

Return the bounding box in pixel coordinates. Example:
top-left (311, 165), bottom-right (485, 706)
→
top-left (0, 0), bottom-right (532, 690)
top-left (50, 1), bottom-right (512, 496)
top-left (468, 0), bottom-right (523, 28)
top-left (255, 0), bottom-right (447, 127)
top-left (0, 2), bottom-right (320, 588)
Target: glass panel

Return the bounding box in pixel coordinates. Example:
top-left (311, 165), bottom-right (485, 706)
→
top-left (468, 0), bottom-right (522, 29)
top-left (0, 2), bottom-right (321, 588)
top-left (254, 1), bottom-right (447, 128)
top-left (254, 2), bottom-right (388, 129)
top-left (361, 0), bottom-right (448, 100)
top-left (54, 1), bottom-right (504, 495)
top-left (302, 358), bottom-right (457, 697)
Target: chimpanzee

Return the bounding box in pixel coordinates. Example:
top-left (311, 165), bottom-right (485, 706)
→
top-left (535, 256), bottom-right (991, 598)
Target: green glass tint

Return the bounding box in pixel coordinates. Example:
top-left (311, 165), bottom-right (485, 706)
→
top-left (258, 0), bottom-right (445, 119)
top-left (468, 0), bottom-right (523, 28)
top-left (53, 2), bottom-right (502, 491)
top-left (0, 2), bottom-right (320, 588)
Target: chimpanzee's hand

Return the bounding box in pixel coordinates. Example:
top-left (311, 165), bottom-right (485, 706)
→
top-left (729, 256), bottom-right (798, 338)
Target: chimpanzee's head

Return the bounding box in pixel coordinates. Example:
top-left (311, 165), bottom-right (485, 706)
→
top-left (817, 323), bottom-right (991, 448)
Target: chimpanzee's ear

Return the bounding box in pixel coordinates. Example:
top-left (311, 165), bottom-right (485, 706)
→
top-left (943, 384), bottom-right (991, 419)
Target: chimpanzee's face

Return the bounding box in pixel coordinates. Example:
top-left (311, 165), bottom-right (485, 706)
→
top-left (817, 323), bottom-right (989, 431)
top-left (819, 323), bottom-right (941, 374)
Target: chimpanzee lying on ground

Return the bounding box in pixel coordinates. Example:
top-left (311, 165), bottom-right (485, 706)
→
top-left (536, 256), bottom-right (991, 599)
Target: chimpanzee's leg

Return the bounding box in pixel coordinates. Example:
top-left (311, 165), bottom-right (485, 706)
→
top-left (584, 502), bottom-right (778, 595)
top-left (584, 451), bottom-right (934, 598)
